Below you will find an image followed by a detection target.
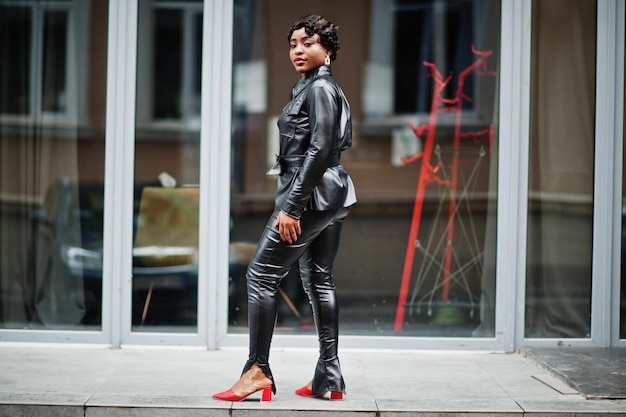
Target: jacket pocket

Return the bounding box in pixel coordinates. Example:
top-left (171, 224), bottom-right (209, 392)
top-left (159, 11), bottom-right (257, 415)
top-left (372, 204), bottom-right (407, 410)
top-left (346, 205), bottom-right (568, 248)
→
top-left (278, 99), bottom-right (304, 141)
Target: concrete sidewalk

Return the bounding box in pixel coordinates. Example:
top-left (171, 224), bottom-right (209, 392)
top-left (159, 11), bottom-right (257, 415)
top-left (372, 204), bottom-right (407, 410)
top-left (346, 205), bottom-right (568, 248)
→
top-left (1, 345), bottom-right (625, 416)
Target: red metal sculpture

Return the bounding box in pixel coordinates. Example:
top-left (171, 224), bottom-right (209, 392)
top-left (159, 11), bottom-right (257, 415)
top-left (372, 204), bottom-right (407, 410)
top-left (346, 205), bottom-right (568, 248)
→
top-left (394, 46), bottom-right (496, 333)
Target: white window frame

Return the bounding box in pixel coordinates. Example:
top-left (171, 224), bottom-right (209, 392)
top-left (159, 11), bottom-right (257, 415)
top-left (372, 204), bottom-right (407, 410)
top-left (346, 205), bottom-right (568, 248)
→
top-left (0, 0), bottom-right (87, 128)
top-left (361, 0), bottom-right (497, 134)
top-left (0, 0), bottom-right (232, 348)
top-left (594, 0), bottom-right (625, 347)
top-left (104, 0), bottom-right (233, 348)
top-left (135, 0), bottom-right (204, 132)
top-left (2, 0), bottom-right (623, 351)
top-left (517, 0), bottom-right (626, 350)
top-left (218, 0), bottom-right (523, 353)
top-left (494, 0), bottom-right (531, 352)
top-left (0, 0), bottom-right (102, 345)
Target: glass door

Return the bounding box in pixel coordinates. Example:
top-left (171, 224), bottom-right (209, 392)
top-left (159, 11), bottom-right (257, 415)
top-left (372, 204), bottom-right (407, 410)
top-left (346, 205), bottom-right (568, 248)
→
top-left (228, 0), bottom-right (501, 342)
top-left (525, 0), bottom-right (596, 339)
top-left (131, 0), bottom-right (203, 333)
top-left (0, 0), bottom-right (109, 335)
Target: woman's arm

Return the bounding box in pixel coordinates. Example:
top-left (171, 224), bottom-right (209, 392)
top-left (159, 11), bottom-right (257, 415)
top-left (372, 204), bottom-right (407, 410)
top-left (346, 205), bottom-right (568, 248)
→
top-left (281, 79), bottom-right (340, 220)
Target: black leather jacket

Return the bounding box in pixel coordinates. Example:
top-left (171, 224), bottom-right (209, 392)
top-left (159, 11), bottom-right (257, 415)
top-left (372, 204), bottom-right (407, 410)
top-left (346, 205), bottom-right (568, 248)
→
top-left (268, 66), bottom-right (357, 219)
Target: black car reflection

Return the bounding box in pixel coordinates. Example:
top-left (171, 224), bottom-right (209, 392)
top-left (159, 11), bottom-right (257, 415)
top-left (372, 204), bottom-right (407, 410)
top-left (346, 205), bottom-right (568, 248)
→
top-left (24, 178), bottom-right (199, 328)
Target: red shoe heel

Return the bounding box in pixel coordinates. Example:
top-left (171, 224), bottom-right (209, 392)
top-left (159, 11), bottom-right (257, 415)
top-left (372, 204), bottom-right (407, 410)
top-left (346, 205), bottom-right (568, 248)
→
top-left (260, 385), bottom-right (273, 402)
top-left (330, 391), bottom-right (343, 400)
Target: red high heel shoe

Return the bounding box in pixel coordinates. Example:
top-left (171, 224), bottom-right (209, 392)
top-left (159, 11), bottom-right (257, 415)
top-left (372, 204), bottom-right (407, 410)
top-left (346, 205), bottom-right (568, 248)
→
top-left (295, 386), bottom-right (314, 397)
top-left (212, 385), bottom-right (273, 402)
top-left (295, 385), bottom-right (343, 400)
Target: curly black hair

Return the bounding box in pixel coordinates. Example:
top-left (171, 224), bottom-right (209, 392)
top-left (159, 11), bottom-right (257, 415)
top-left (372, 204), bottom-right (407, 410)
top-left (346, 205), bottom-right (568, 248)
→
top-left (287, 14), bottom-right (340, 61)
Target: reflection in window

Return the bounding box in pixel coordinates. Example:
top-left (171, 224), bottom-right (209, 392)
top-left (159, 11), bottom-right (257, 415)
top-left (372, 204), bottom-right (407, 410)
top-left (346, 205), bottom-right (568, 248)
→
top-left (229, 0), bottom-right (500, 337)
top-left (137, 0), bottom-right (203, 126)
top-left (153, 9), bottom-right (182, 119)
top-left (363, 0), bottom-right (495, 123)
top-left (42, 10), bottom-right (69, 113)
top-left (133, 0), bottom-right (202, 333)
top-left (526, 0), bottom-right (596, 338)
top-left (0, 5), bottom-right (31, 115)
top-left (0, 0), bottom-right (108, 330)
top-left (1, 3), bottom-right (71, 118)
top-left (393, 0), bottom-right (475, 114)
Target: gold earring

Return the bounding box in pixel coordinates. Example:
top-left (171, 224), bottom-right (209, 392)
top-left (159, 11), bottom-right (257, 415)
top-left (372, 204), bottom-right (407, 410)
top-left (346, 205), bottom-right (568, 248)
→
top-left (325, 55), bottom-right (331, 66)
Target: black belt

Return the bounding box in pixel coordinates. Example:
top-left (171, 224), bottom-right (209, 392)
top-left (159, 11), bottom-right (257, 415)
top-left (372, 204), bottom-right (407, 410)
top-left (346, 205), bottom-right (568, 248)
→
top-left (267, 153), bottom-right (340, 176)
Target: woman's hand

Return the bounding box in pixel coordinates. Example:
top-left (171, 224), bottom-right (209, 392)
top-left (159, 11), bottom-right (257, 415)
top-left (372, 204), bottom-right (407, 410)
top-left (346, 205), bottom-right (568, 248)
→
top-left (274, 211), bottom-right (301, 244)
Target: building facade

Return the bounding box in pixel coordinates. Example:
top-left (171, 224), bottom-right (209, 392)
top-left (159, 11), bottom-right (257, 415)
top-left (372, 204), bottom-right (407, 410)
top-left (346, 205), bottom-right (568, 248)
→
top-left (0, 0), bottom-right (624, 351)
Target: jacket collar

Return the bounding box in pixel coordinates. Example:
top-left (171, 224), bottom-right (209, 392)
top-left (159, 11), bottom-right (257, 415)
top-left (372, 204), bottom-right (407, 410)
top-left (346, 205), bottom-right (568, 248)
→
top-left (292, 65), bottom-right (332, 98)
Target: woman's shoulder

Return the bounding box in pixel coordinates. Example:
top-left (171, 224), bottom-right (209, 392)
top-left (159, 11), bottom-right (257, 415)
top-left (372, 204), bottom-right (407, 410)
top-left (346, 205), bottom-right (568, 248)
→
top-left (307, 74), bottom-right (341, 98)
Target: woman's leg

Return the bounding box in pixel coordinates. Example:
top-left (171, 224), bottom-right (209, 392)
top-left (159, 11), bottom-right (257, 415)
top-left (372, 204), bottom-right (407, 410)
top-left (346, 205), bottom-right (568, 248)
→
top-left (243, 209), bottom-right (341, 393)
top-left (299, 207), bottom-right (350, 395)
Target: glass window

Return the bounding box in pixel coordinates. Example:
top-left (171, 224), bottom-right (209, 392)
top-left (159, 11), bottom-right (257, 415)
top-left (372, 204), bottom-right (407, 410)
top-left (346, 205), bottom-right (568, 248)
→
top-left (526, 0), bottom-right (596, 338)
top-left (393, 0), bottom-right (476, 114)
top-left (0, 5), bottom-right (31, 115)
top-left (1, 3), bottom-right (74, 120)
top-left (229, 0), bottom-right (500, 337)
top-left (42, 10), bottom-right (69, 113)
top-left (136, 1), bottom-right (202, 127)
top-left (153, 8), bottom-right (183, 119)
top-left (0, 0), bottom-right (108, 330)
top-left (133, 0), bottom-right (202, 333)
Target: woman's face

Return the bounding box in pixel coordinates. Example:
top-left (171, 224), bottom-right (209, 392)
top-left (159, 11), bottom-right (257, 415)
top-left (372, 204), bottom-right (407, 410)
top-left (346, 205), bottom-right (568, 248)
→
top-left (289, 27), bottom-right (330, 75)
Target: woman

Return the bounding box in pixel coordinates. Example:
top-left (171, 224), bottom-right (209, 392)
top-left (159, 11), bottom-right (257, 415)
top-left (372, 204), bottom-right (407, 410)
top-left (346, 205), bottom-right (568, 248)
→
top-left (213, 14), bottom-right (356, 402)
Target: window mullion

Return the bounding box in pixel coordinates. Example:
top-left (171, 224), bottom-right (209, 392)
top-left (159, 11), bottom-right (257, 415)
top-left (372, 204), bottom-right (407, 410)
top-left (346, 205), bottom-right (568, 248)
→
top-left (593, 0), bottom-right (625, 347)
top-left (103, 0), bottom-right (139, 348)
top-left (199, 0), bottom-right (233, 349)
top-left (495, 0), bottom-right (532, 352)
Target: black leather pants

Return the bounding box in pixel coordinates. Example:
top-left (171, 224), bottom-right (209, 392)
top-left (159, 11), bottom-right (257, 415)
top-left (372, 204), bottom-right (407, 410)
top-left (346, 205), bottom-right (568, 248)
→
top-left (242, 207), bottom-right (350, 395)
